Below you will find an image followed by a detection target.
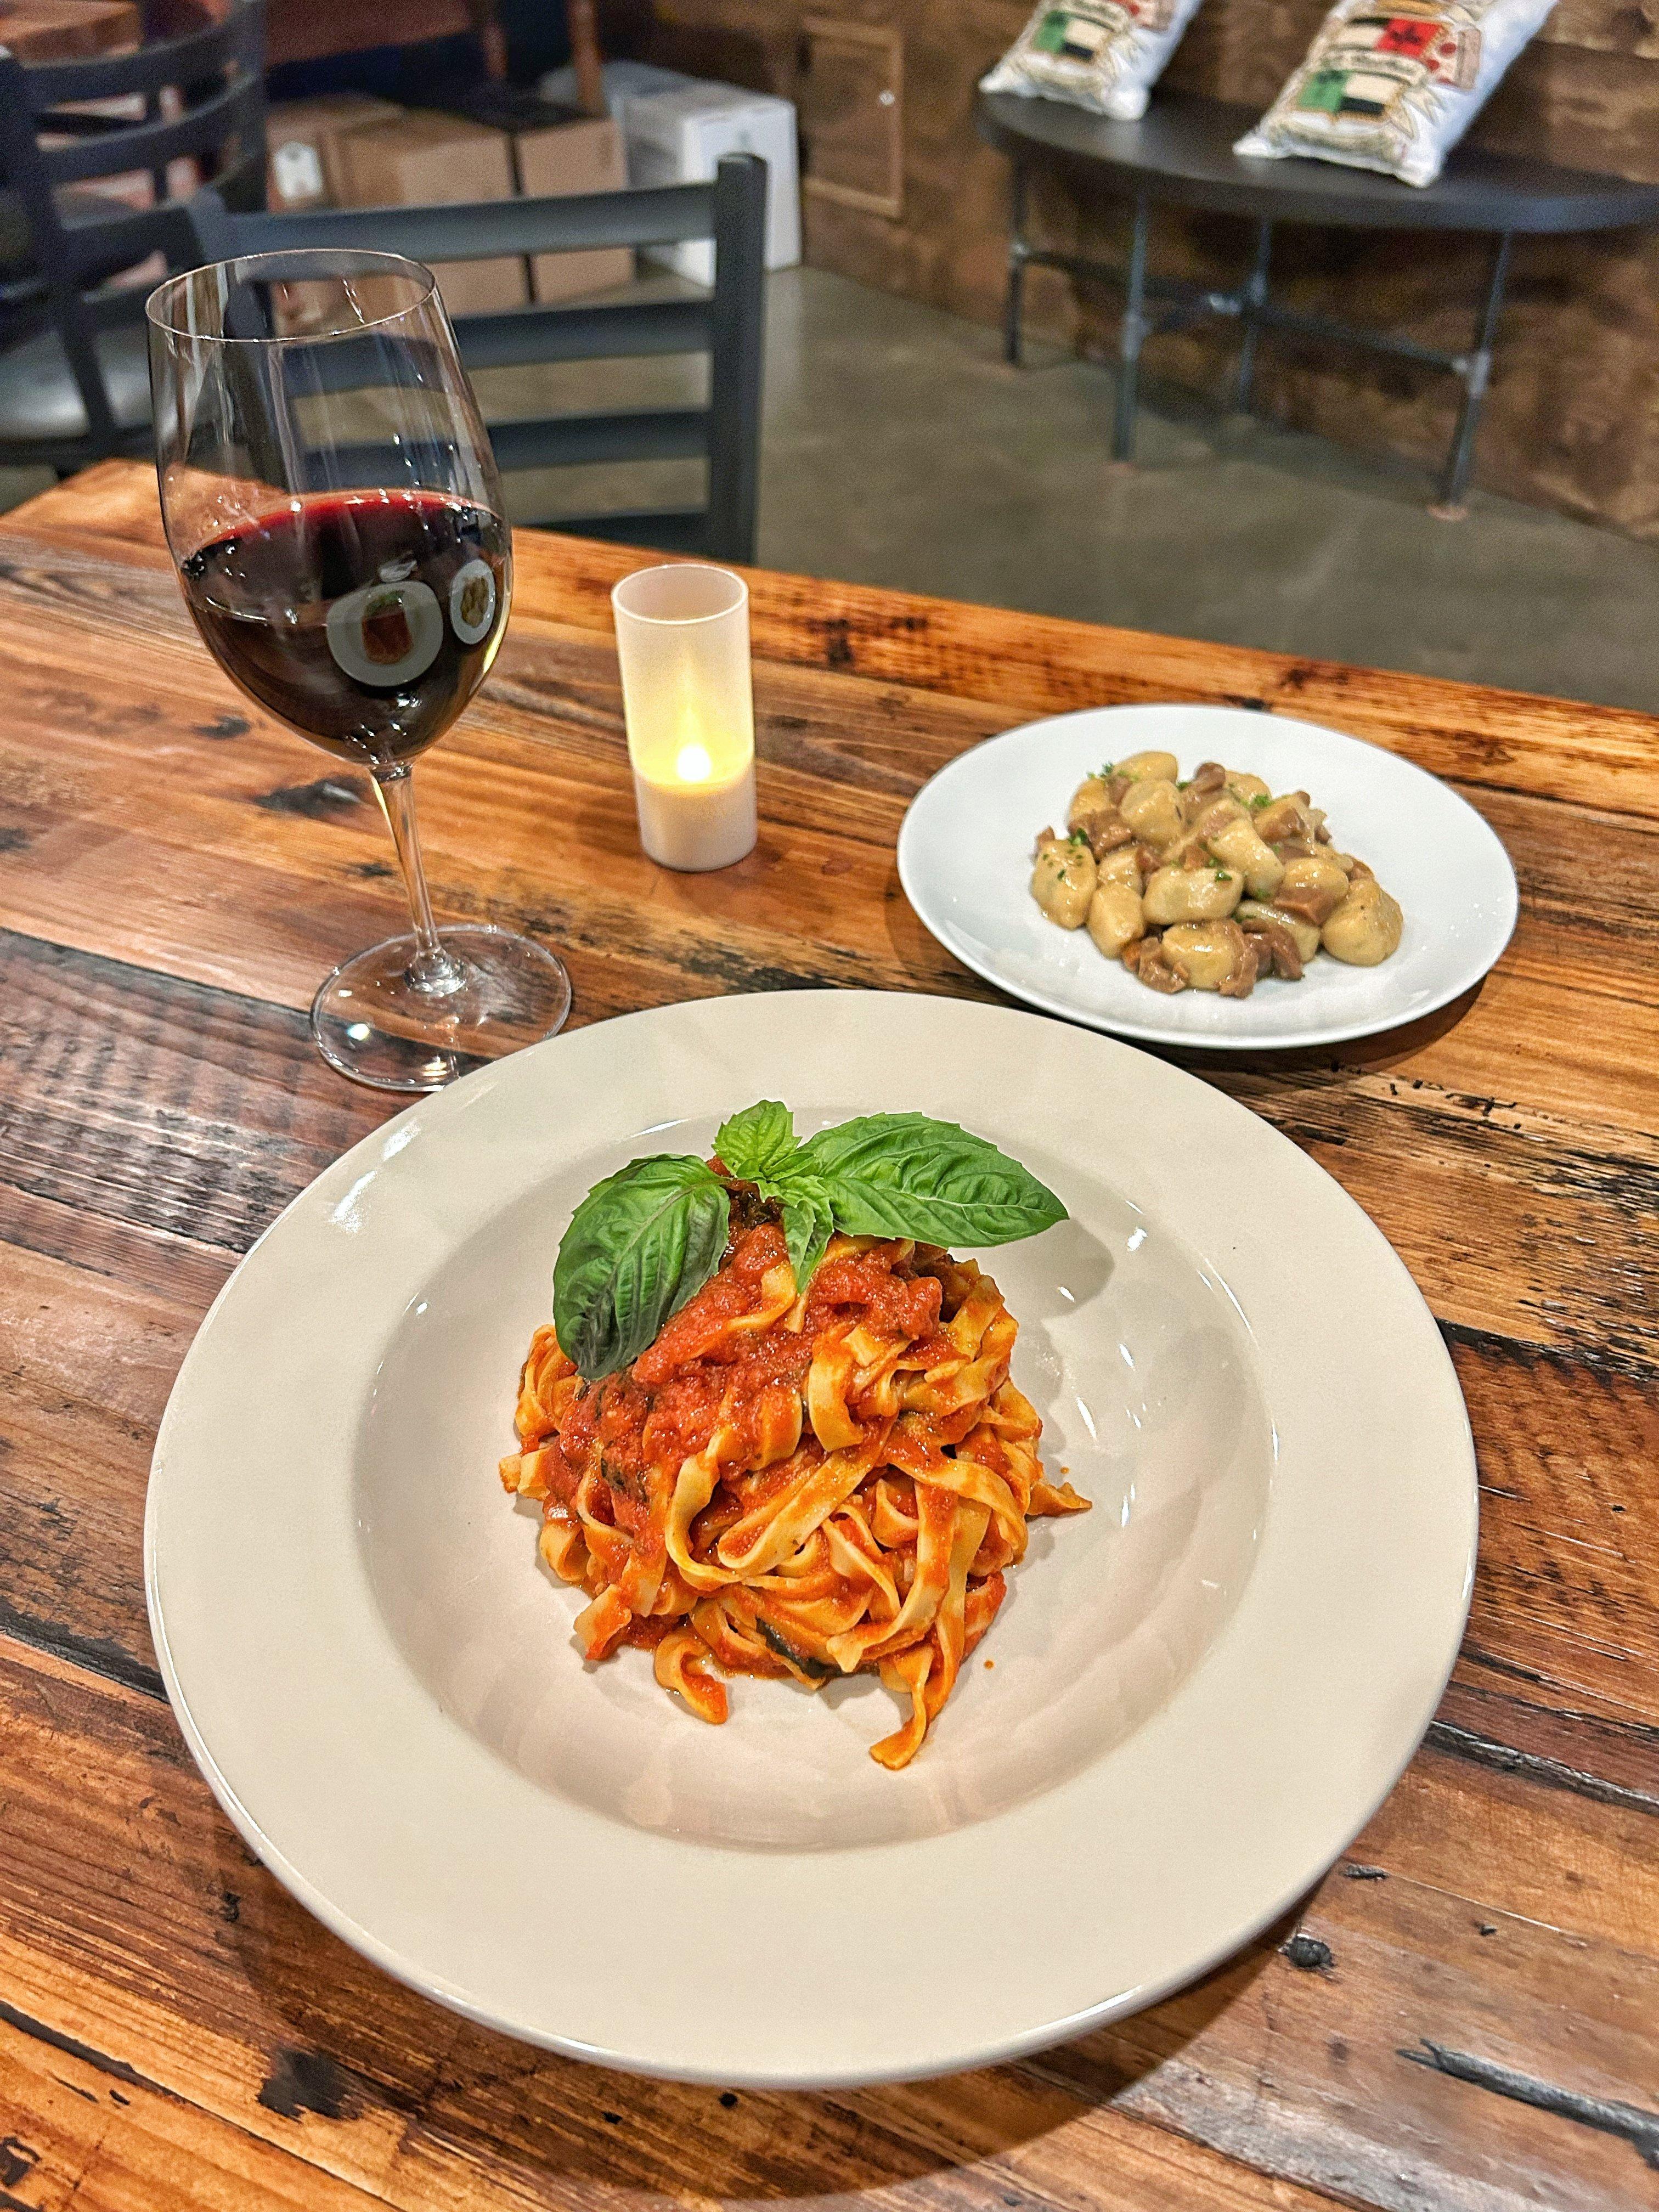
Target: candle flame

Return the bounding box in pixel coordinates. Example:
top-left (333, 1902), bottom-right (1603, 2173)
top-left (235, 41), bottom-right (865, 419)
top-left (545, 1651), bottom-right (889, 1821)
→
top-left (676, 743), bottom-right (713, 784)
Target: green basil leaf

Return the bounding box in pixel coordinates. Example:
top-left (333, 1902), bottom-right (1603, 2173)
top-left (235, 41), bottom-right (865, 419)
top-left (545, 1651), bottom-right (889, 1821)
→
top-left (775, 1171), bottom-right (835, 1294)
top-left (715, 1099), bottom-right (799, 1183)
top-left (802, 1113), bottom-right (1066, 1249)
top-left (553, 1154), bottom-right (729, 1381)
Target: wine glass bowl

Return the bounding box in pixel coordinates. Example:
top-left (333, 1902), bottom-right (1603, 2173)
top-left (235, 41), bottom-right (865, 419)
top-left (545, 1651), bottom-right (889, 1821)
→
top-left (146, 250), bottom-right (571, 1091)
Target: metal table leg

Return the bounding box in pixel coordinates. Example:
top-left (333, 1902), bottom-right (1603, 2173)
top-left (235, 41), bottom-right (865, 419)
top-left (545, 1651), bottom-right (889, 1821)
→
top-left (1004, 162), bottom-right (1030, 367)
top-left (1114, 191), bottom-right (1150, 462)
top-left (1234, 218), bottom-right (1273, 415)
top-left (1435, 229), bottom-right (1513, 517)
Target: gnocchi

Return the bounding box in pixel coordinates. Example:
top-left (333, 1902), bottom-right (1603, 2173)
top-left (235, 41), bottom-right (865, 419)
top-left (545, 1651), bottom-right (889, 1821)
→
top-left (1030, 755), bottom-right (1403, 998)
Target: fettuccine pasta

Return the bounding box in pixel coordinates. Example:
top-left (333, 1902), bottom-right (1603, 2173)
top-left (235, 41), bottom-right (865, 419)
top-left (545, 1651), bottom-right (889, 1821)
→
top-left (500, 1204), bottom-right (1088, 1768)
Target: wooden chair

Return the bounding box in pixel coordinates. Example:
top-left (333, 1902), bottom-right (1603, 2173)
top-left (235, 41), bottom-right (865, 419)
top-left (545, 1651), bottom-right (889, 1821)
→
top-left (187, 154), bottom-right (769, 562)
top-left (0, 0), bottom-right (265, 471)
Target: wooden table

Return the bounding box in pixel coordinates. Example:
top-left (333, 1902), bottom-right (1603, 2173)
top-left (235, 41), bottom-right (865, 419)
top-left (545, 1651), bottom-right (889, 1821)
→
top-left (1, 458), bottom-right (1655, 2211)
top-left (0, 0), bottom-right (139, 61)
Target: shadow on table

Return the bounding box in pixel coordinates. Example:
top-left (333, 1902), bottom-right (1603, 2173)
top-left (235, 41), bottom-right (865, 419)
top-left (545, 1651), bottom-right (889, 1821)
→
top-left (212, 1820), bottom-right (1292, 2198)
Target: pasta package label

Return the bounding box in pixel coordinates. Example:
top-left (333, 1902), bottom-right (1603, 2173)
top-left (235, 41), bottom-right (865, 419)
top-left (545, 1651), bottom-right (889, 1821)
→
top-left (980, 0), bottom-right (1207, 123)
top-left (1234, 0), bottom-right (1558, 188)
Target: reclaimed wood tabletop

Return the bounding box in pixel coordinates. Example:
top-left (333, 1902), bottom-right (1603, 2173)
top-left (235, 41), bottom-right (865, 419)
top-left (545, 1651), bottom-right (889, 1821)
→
top-left (0, 458), bottom-right (1655, 2212)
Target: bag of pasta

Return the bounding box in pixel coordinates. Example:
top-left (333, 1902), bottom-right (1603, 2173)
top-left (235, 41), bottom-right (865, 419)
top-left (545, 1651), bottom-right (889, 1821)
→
top-left (1234, 0), bottom-right (1558, 189)
top-left (980, 0), bottom-right (1207, 123)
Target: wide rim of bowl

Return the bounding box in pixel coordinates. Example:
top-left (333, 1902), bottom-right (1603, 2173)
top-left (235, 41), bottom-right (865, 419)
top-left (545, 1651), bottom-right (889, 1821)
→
top-left (144, 989), bottom-right (1477, 2086)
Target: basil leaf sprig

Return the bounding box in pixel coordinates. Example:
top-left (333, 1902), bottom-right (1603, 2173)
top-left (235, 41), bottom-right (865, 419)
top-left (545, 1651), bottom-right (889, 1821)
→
top-left (552, 1154), bottom-right (729, 1383)
top-left (553, 1103), bottom-right (1065, 1382)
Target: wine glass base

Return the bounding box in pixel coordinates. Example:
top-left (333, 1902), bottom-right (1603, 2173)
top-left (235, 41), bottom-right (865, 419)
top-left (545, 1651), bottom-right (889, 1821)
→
top-left (311, 924), bottom-right (572, 1092)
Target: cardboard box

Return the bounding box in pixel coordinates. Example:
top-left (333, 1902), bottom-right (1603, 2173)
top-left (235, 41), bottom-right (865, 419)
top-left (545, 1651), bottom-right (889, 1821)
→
top-left (623, 83), bottom-right (800, 287)
top-left (517, 116), bottom-right (630, 303)
top-left (335, 113), bottom-right (528, 318)
top-left (267, 95), bottom-right (402, 212)
top-left (442, 88), bottom-right (632, 305)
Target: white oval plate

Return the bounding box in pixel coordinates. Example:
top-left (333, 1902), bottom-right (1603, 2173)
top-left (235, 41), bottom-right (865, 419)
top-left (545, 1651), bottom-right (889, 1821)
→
top-left (898, 703), bottom-right (1518, 1051)
top-left (146, 990), bottom-right (1476, 2087)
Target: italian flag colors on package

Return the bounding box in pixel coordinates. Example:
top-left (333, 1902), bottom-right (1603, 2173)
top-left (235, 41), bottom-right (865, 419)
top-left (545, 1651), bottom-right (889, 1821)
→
top-left (1235, 0), bottom-right (1558, 188)
top-left (980, 1), bottom-right (1207, 123)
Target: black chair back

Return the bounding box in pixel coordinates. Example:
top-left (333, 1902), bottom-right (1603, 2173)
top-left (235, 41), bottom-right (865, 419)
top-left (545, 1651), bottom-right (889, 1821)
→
top-left (187, 155), bottom-right (768, 563)
top-left (0, 0), bottom-right (266, 461)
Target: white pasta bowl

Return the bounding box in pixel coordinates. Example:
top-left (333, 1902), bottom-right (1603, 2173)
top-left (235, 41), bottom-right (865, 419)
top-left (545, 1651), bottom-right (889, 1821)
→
top-left (146, 990), bottom-right (1476, 2086)
top-left (898, 702), bottom-right (1518, 1049)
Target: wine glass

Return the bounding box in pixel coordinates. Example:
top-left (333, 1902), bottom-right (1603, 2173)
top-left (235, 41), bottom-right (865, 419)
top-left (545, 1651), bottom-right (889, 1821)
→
top-left (145, 249), bottom-right (571, 1091)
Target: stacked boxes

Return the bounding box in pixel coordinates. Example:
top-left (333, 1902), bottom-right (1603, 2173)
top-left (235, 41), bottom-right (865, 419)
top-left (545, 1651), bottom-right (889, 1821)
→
top-left (334, 113), bottom-right (527, 316)
top-left (264, 96), bottom-right (634, 317)
top-left (264, 76), bottom-right (802, 306)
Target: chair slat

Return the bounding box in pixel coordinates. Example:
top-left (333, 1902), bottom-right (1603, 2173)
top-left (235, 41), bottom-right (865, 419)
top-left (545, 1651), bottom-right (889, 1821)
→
top-left (61, 201), bottom-right (198, 278)
top-left (19, 12), bottom-right (258, 108)
top-left (179, 150), bottom-right (765, 563)
top-left (454, 296), bottom-right (711, 372)
top-left (203, 185), bottom-right (723, 263)
top-left (40, 81), bottom-right (261, 188)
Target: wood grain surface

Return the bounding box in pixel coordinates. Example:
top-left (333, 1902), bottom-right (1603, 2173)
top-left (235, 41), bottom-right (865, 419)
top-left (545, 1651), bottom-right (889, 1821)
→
top-left (0, 460), bottom-right (1655, 2212)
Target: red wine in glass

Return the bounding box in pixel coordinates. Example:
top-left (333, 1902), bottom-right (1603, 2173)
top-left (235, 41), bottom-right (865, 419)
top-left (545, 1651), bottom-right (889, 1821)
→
top-left (180, 489), bottom-right (510, 770)
top-left (147, 248), bottom-right (571, 1091)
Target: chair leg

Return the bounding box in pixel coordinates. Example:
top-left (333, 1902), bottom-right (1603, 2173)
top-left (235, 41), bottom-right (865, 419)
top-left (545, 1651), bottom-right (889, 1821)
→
top-left (1234, 218), bottom-right (1272, 416)
top-left (1113, 192), bottom-right (1150, 464)
top-left (1004, 163), bottom-right (1030, 368)
top-left (1435, 229), bottom-right (1513, 518)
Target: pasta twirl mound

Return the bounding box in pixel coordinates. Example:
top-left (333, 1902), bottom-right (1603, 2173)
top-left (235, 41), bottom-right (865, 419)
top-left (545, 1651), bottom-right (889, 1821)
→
top-left (501, 1207), bottom-right (1087, 1769)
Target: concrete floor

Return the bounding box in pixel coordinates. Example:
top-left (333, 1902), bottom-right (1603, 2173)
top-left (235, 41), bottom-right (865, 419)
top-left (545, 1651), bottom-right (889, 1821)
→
top-left (14, 263), bottom-right (1659, 710)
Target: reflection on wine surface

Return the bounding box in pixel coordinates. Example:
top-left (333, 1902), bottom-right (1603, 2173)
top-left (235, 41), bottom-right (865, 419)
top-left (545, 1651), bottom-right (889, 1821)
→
top-left (179, 489), bottom-right (510, 770)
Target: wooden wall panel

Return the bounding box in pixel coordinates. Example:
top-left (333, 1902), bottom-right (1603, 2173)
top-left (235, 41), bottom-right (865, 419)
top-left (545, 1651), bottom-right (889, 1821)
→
top-left (641, 0), bottom-right (1659, 538)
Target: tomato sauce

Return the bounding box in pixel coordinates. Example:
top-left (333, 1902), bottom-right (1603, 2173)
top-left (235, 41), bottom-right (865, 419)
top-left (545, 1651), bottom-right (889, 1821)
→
top-left (552, 1219), bottom-right (957, 1516)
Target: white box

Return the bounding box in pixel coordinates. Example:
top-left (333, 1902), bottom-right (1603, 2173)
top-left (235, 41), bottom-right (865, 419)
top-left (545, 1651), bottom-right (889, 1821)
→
top-left (536, 59), bottom-right (692, 123)
top-left (622, 83), bottom-right (800, 286)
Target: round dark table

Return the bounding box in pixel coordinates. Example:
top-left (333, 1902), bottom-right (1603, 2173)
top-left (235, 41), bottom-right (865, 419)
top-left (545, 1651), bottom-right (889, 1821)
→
top-left (977, 88), bottom-right (1659, 512)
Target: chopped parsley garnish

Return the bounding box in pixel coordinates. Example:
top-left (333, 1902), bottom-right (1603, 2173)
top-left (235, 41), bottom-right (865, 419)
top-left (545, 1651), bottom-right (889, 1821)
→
top-left (1248, 792), bottom-right (1272, 811)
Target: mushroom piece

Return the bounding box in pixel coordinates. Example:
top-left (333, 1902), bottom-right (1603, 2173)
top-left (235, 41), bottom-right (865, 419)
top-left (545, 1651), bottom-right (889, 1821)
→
top-left (1181, 760), bottom-right (1227, 811)
top-left (1113, 748), bottom-right (1180, 786)
top-left (1122, 934), bottom-right (1186, 992)
top-left (1236, 909), bottom-right (1306, 980)
top-left (1322, 876), bottom-right (1403, 966)
top-left (1119, 776), bottom-right (1186, 849)
top-left (1206, 814), bottom-right (1285, 899)
top-left (1065, 776), bottom-right (1113, 832)
top-left (1142, 862), bottom-right (1244, 926)
top-left (1252, 792), bottom-right (1314, 845)
top-left (1081, 806), bottom-right (1135, 857)
top-left (1031, 834), bottom-right (1097, 928)
top-left (1236, 898), bottom-right (1321, 964)
top-left (1162, 918), bottom-right (1258, 996)
top-left (1273, 853), bottom-right (1352, 927)
top-left (1086, 879), bottom-right (1146, 960)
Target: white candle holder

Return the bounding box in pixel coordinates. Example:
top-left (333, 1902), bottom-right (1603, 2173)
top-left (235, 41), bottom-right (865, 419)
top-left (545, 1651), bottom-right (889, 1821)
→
top-left (612, 563), bottom-right (758, 872)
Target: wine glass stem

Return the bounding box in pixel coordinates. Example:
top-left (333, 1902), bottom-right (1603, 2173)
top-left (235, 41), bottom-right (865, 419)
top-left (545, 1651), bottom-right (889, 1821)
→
top-left (374, 765), bottom-right (465, 997)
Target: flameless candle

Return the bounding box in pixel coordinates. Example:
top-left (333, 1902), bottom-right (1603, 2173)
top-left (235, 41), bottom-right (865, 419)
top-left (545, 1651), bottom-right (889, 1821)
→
top-left (612, 563), bottom-right (758, 871)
